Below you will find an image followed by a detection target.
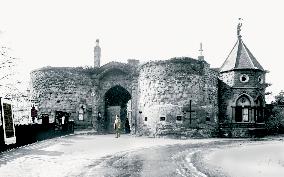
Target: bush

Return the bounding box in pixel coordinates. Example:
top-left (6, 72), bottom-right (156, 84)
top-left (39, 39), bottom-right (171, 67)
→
top-left (265, 107), bottom-right (284, 134)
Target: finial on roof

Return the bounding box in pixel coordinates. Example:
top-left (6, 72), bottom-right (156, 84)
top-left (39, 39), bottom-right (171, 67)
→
top-left (94, 39), bottom-right (101, 67)
top-left (237, 18), bottom-right (243, 38)
top-left (96, 39), bottom-right (99, 46)
top-left (199, 43), bottom-right (203, 56)
top-left (198, 42), bottom-right (204, 61)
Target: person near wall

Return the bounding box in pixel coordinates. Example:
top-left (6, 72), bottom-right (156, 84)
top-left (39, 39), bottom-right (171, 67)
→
top-left (113, 115), bottom-right (121, 138)
top-left (97, 112), bottom-right (102, 133)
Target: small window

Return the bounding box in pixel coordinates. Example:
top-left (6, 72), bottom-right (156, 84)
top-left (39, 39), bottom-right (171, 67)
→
top-left (144, 117), bottom-right (147, 121)
top-left (160, 117), bottom-right (165, 121)
top-left (78, 106), bottom-right (84, 121)
top-left (258, 76), bottom-right (263, 84)
top-left (206, 116), bottom-right (210, 121)
top-left (240, 74), bottom-right (249, 83)
top-left (176, 116), bottom-right (182, 121)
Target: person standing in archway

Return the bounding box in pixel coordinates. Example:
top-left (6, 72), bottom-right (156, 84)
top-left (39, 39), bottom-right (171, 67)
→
top-left (114, 115), bottom-right (121, 138)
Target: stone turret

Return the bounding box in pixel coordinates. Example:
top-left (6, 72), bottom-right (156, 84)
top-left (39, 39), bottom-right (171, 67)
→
top-left (218, 20), bottom-right (266, 137)
top-left (94, 39), bottom-right (101, 68)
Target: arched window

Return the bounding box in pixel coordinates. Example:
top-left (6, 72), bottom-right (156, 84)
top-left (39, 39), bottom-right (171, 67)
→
top-left (78, 105), bottom-right (85, 121)
top-left (255, 96), bottom-right (264, 123)
top-left (235, 95), bottom-right (251, 122)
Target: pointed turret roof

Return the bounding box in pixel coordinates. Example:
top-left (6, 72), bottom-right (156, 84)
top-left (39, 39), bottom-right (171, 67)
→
top-left (220, 36), bottom-right (264, 73)
top-left (220, 18), bottom-right (264, 73)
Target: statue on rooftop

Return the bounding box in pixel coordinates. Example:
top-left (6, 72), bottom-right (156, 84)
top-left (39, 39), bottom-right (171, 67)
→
top-left (237, 18), bottom-right (243, 37)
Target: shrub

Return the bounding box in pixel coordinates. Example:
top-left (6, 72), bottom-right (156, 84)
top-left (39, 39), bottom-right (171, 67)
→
top-left (265, 107), bottom-right (284, 134)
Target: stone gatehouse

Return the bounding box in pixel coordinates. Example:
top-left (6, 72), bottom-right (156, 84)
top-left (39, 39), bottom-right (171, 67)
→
top-left (30, 25), bottom-right (267, 137)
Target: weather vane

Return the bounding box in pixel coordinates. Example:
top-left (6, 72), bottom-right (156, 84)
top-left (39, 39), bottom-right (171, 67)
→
top-left (237, 18), bottom-right (243, 38)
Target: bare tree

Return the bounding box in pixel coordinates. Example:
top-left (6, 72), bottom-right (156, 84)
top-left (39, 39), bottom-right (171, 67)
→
top-left (0, 46), bottom-right (19, 94)
top-left (0, 44), bottom-right (31, 124)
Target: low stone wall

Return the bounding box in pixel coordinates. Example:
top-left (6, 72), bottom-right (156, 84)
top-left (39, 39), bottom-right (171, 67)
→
top-left (219, 127), bottom-right (266, 138)
top-left (154, 122), bottom-right (217, 138)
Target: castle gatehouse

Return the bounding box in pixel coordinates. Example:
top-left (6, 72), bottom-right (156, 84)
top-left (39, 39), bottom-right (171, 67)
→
top-left (30, 24), bottom-right (267, 137)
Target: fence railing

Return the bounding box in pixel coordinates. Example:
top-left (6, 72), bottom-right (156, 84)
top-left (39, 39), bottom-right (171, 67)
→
top-left (0, 121), bottom-right (74, 152)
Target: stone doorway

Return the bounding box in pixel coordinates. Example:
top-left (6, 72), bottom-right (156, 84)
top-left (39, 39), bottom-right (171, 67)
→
top-left (104, 85), bottom-right (131, 133)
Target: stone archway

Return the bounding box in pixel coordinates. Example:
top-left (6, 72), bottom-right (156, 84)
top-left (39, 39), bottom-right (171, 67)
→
top-left (104, 85), bottom-right (132, 133)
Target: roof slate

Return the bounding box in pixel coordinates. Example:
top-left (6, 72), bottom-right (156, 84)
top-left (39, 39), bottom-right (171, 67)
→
top-left (220, 37), bottom-right (264, 73)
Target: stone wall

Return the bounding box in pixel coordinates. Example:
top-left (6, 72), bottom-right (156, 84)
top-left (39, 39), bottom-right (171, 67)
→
top-left (138, 58), bottom-right (206, 107)
top-left (30, 67), bottom-right (94, 126)
top-left (219, 71), bottom-right (235, 87)
top-left (205, 67), bottom-right (219, 123)
top-left (30, 63), bottom-right (139, 130)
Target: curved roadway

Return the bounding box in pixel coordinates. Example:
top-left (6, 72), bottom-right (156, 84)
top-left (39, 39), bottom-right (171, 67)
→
top-left (0, 132), bottom-right (246, 177)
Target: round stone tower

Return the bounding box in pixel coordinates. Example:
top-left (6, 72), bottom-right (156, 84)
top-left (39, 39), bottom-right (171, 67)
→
top-left (137, 57), bottom-right (219, 136)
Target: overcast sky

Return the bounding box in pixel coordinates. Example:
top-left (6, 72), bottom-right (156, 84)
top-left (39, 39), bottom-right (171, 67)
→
top-left (0, 0), bottom-right (283, 102)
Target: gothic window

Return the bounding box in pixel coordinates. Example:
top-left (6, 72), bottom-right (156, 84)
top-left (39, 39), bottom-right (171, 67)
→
top-left (237, 96), bottom-right (251, 107)
top-left (79, 105), bottom-right (84, 121)
top-left (235, 95), bottom-right (251, 122)
top-left (240, 74), bottom-right (249, 83)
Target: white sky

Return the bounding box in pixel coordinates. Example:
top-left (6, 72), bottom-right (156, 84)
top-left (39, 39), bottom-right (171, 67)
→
top-left (0, 0), bottom-right (283, 102)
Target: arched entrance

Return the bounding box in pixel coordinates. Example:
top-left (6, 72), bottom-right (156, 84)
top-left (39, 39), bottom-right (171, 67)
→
top-left (104, 85), bottom-right (131, 133)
